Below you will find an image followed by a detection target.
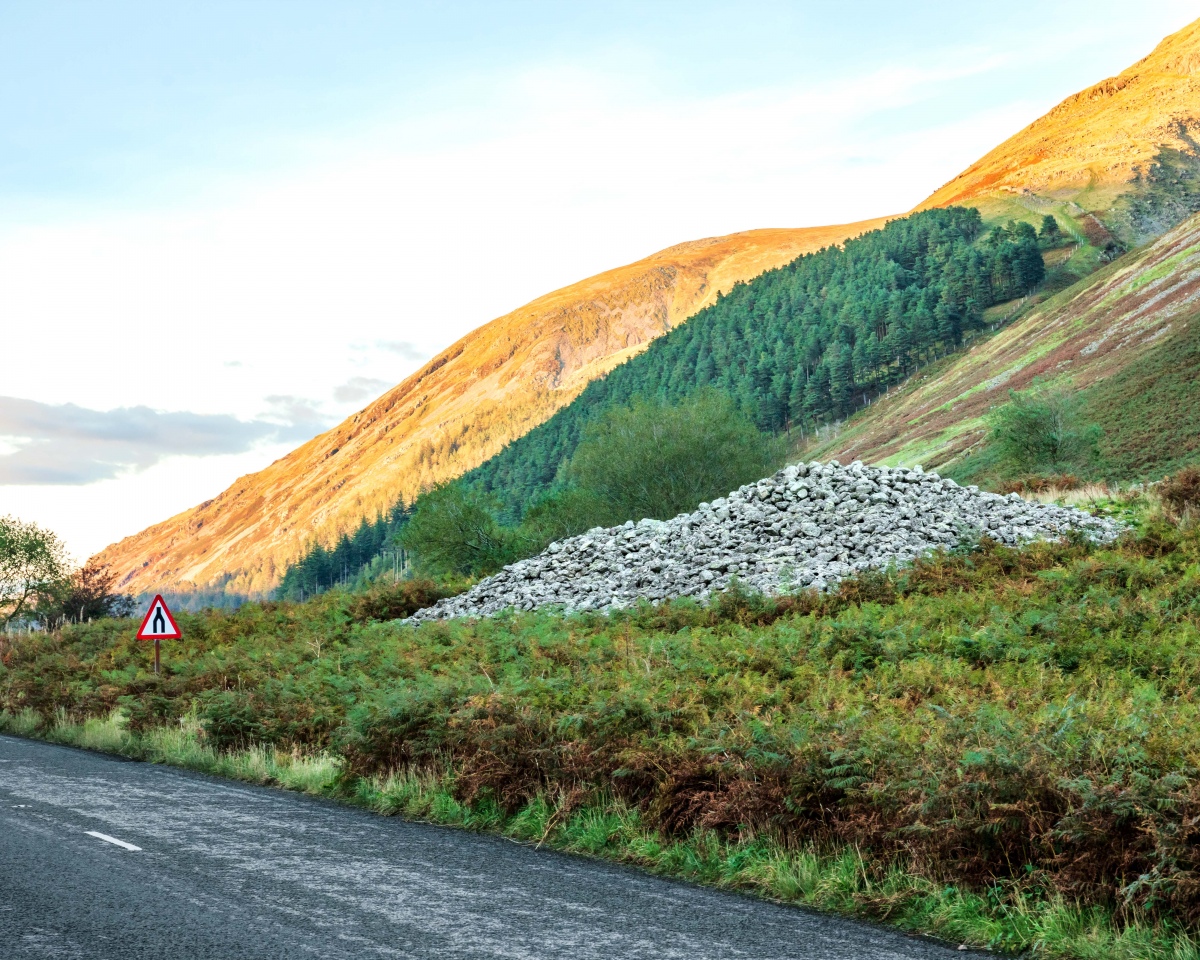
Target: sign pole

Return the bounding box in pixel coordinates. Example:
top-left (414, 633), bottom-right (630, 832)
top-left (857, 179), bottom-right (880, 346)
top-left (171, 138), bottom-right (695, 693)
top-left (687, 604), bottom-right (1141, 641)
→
top-left (136, 595), bottom-right (181, 677)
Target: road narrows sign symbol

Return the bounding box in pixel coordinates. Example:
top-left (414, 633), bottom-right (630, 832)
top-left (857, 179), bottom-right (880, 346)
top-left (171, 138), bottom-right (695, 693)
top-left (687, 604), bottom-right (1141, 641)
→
top-left (137, 595), bottom-right (182, 641)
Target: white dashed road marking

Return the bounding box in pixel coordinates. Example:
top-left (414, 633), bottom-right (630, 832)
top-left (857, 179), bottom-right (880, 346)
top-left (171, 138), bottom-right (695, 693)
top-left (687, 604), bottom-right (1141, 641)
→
top-left (85, 831), bottom-right (142, 851)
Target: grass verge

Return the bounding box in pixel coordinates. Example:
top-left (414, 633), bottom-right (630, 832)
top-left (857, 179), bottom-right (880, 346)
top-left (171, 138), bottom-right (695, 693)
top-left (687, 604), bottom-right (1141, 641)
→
top-left (2, 705), bottom-right (1196, 959)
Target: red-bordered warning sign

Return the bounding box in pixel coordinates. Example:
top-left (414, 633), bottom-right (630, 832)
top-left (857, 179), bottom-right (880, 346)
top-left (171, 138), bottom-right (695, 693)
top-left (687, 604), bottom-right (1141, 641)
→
top-left (136, 595), bottom-right (182, 640)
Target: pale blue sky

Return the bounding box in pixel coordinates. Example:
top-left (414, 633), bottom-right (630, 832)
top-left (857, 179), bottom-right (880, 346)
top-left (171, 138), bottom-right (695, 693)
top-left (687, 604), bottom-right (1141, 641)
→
top-left (0, 1), bottom-right (1195, 558)
top-left (3, 2), bottom-right (1194, 216)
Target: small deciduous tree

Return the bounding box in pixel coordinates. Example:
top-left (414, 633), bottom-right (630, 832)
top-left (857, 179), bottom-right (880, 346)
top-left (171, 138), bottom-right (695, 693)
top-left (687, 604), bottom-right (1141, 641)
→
top-left (566, 390), bottom-right (783, 523)
top-left (0, 516), bottom-right (71, 626)
top-left (397, 484), bottom-right (519, 577)
top-left (986, 381), bottom-right (1102, 475)
top-left (37, 560), bottom-right (134, 625)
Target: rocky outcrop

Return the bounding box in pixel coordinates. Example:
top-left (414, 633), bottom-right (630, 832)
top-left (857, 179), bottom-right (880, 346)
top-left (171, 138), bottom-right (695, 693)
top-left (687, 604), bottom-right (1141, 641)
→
top-left (405, 461), bottom-right (1121, 622)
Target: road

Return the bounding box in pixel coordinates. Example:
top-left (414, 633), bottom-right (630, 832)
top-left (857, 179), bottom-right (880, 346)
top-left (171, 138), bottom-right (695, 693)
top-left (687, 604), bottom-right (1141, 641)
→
top-left (0, 735), bottom-right (988, 959)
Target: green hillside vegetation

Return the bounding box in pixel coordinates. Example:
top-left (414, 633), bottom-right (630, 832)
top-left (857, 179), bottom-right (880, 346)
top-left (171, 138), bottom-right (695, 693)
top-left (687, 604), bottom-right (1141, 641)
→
top-left (7, 493), bottom-right (1200, 957)
top-left (1074, 315), bottom-right (1200, 481)
top-left (468, 207), bottom-right (1043, 517)
top-left (395, 392), bottom-right (784, 578)
top-left (277, 501), bottom-right (410, 601)
top-left (948, 305), bottom-right (1200, 492)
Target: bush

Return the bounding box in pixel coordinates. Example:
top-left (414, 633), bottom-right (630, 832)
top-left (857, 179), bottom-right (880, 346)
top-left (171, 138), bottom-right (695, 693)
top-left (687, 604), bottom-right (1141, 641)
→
top-left (565, 390), bottom-right (783, 524)
top-left (398, 484), bottom-right (521, 577)
top-left (986, 380), bottom-right (1102, 476)
top-left (200, 692), bottom-right (269, 752)
top-left (345, 577), bottom-right (463, 622)
top-left (1159, 465), bottom-right (1200, 515)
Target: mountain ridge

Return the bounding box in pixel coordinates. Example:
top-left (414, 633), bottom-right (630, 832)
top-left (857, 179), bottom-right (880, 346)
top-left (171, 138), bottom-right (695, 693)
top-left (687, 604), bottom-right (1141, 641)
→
top-left (919, 19), bottom-right (1200, 212)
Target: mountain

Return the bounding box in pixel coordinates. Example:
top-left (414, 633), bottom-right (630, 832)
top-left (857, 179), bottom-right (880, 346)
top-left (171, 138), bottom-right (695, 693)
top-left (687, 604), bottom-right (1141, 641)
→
top-left (806, 210), bottom-right (1200, 478)
top-left (96, 17), bottom-right (1200, 598)
top-left (920, 19), bottom-right (1200, 217)
top-left (96, 221), bottom-right (887, 596)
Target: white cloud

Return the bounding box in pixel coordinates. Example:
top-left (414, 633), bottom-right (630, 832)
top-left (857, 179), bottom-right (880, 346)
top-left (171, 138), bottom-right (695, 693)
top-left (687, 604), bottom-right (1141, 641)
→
top-left (0, 395), bottom-right (326, 485)
top-left (372, 340), bottom-right (427, 362)
top-left (332, 377), bottom-right (392, 404)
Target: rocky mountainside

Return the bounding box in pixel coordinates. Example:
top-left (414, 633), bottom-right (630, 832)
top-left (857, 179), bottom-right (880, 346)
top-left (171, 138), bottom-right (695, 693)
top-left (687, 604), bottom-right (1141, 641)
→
top-left (919, 19), bottom-right (1200, 216)
top-left (96, 221), bottom-right (887, 596)
top-left (407, 460), bottom-right (1119, 621)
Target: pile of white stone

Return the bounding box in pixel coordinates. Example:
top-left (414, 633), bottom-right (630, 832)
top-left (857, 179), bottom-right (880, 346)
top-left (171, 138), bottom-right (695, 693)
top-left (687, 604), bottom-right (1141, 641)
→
top-left (404, 460), bottom-right (1121, 622)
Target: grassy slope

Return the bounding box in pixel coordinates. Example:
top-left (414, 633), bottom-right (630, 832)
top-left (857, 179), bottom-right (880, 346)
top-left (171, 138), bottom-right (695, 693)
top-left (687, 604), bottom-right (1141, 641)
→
top-left (6, 499), bottom-right (1200, 957)
top-left (1079, 314), bottom-right (1200, 480)
top-left (805, 213), bottom-right (1200, 479)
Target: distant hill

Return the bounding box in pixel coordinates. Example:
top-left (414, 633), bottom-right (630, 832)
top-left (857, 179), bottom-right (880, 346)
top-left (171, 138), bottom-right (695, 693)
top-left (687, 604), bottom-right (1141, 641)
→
top-left (96, 221), bottom-right (888, 596)
top-left (918, 19), bottom-right (1200, 247)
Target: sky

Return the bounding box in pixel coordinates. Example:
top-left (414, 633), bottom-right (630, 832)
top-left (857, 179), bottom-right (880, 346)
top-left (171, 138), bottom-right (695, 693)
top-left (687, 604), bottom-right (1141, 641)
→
top-left (1, 0), bottom-right (1196, 562)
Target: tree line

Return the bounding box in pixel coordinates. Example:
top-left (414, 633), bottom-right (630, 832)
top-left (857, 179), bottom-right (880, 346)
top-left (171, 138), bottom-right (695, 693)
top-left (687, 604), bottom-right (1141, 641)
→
top-left (276, 501), bottom-right (411, 602)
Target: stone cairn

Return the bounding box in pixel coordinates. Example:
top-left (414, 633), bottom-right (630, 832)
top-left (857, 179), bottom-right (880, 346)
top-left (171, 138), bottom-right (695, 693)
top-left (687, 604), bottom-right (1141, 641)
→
top-left (404, 460), bottom-right (1122, 622)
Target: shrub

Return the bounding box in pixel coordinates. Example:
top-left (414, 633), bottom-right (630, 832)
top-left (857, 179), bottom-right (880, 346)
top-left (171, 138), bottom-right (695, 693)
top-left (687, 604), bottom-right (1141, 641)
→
top-left (345, 577), bottom-right (463, 622)
top-left (566, 390), bottom-right (783, 524)
top-left (398, 484), bottom-right (521, 577)
top-left (1159, 466), bottom-right (1200, 515)
top-left (986, 380), bottom-right (1102, 475)
top-left (199, 692), bottom-right (269, 752)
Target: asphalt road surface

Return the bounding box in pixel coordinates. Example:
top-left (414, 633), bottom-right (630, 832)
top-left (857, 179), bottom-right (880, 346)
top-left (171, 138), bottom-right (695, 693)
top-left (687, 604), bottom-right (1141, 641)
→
top-left (0, 735), bottom-right (989, 959)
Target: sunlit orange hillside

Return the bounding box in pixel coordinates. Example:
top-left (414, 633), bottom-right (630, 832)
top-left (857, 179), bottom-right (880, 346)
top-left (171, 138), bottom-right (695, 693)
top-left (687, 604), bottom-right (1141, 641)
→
top-left (920, 18), bottom-right (1200, 214)
top-left (96, 221), bottom-right (888, 595)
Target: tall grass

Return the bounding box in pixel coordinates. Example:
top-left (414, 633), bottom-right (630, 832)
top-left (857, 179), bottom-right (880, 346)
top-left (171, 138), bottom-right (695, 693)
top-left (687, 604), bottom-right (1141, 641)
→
top-left (2, 708), bottom-right (340, 796)
top-left (3, 706), bottom-right (1196, 958)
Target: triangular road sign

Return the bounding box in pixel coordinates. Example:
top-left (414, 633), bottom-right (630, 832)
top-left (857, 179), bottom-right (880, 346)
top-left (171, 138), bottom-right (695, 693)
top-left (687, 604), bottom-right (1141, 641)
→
top-left (136, 594), bottom-right (182, 640)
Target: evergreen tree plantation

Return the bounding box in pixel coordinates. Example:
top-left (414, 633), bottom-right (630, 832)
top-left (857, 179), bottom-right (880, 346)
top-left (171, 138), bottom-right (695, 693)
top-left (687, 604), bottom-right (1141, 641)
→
top-left (468, 207), bottom-right (1044, 517)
